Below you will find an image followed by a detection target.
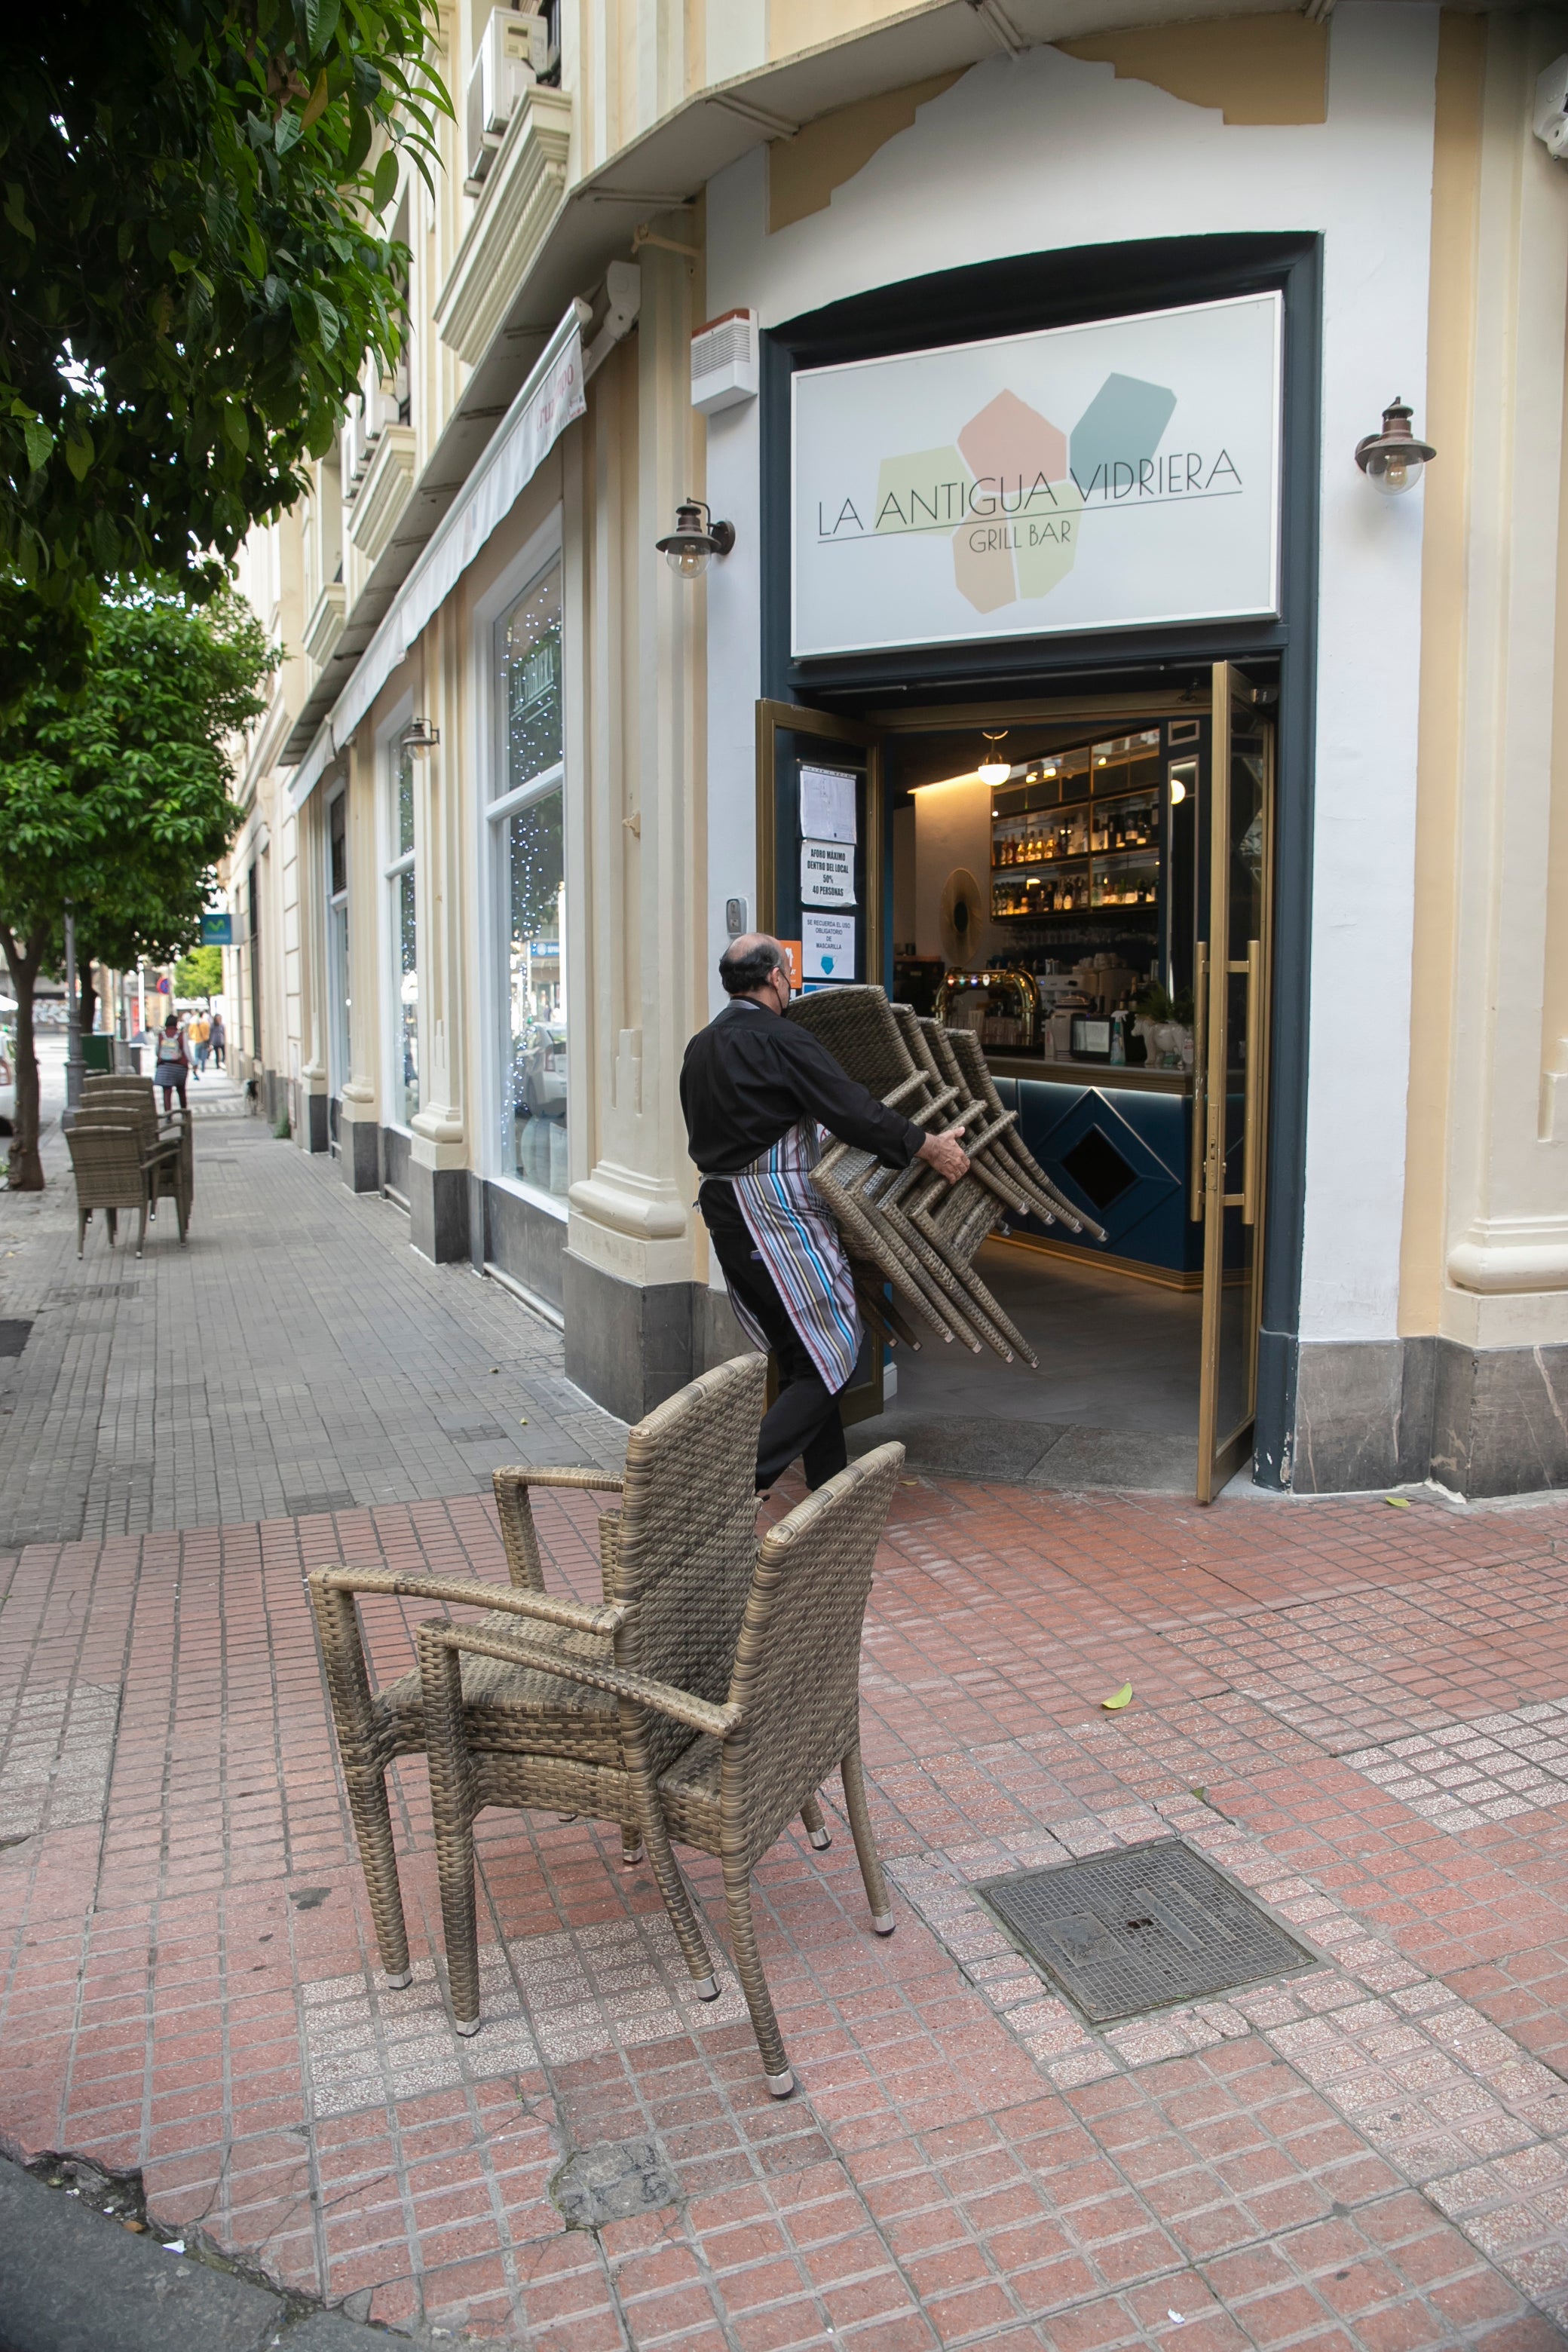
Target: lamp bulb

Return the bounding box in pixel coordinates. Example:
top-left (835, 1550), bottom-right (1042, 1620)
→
top-left (665, 543), bottom-right (710, 577)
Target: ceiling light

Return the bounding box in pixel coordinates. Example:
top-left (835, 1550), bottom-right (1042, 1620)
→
top-left (977, 730), bottom-right (1011, 788)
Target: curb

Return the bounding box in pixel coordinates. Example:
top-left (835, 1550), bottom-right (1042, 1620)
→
top-left (0, 2159), bottom-right (427, 2352)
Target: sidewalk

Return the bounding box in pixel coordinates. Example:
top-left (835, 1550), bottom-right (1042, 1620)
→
top-left (6, 1127), bottom-right (1568, 2348)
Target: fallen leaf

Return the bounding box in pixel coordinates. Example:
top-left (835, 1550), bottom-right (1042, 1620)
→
top-left (123, 2219), bottom-right (147, 2234)
top-left (163, 2239), bottom-right (185, 2255)
top-left (519, 1416), bottom-right (528, 1426)
top-left (1102, 1682), bottom-right (1133, 1711)
top-left (1384, 1496), bottom-right (1410, 1510)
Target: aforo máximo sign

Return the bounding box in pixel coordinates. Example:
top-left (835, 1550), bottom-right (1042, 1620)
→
top-left (790, 292), bottom-right (1282, 659)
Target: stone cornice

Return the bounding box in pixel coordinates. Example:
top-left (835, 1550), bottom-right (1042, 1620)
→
top-left (348, 427), bottom-right (418, 567)
top-left (436, 84), bottom-right (574, 368)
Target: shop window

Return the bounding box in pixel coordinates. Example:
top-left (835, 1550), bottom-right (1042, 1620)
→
top-left (327, 788), bottom-right (351, 1099)
top-left (492, 560), bottom-right (566, 1201)
top-left (386, 743), bottom-right (419, 1126)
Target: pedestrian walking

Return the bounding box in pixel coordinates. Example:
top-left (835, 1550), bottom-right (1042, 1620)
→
top-left (209, 1012), bottom-right (226, 1070)
top-left (190, 1012), bottom-right (210, 1077)
top-left (680, 933), bottom-right (969, 1493)
top-left (154, 1014), bottom-right (190, 1113)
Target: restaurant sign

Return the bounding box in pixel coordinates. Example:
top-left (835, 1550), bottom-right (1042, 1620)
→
top-left (790, 293), bottom-right (1282, 659)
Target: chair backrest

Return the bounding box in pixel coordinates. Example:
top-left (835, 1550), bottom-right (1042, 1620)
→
top-left (611, 1351), bottom-right (769, 1773)
top-left (72, 1100), bottom-right (158, 1147)
top-left (724, 1444), bottom-right (904, 1857)
top-left (84, 1074), bottom-right (153, 1098)
top-left (786, 985), bottom-right (920, 1107)
top-left (66, 1119), bottom-right (145, 1199)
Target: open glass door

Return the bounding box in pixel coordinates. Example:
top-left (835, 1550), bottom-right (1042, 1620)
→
top-left (755, 700), bottom-right (885, 1421)
top-left (1194, 663), bottom-right (1274, 1502)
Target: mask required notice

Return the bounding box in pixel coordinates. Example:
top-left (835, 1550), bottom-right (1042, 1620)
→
top-left (801, 839), bottom-right (856, 907)
top-left (803, 910), bottom-right (856, 981)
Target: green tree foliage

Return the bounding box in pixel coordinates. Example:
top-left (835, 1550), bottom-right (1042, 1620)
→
top-left (0, 0), bottom-right (447, 642)
top-left (0, 588), bottom-right (274, 1187)
top-left (175, 942), bottom-right (226, 999)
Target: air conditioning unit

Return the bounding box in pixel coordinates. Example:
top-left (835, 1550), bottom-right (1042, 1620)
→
top-left (691, 310), bottom-right (758, 415)
top-left (341, 357), bottom-right (402, 491)
top-left (465, 8), bottom-right (548, 191)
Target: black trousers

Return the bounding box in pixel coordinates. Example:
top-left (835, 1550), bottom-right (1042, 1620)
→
top-left (700, 1181), bottom-right (850, 1493)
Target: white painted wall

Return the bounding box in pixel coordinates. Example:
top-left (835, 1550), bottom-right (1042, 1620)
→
top-left (702, 5), bottom-right (1438, 1347)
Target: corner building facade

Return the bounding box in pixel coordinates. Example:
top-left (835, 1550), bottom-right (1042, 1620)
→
top-left (233, 2), bottom-right (1568, 1499)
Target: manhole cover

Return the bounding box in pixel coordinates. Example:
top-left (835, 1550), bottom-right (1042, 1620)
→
top-left (0, 1320), bottom-right (32, 1357)
top-left (977, 1838), bottom-right (1318, 2023)
top-left (49, 1284), bottom-right (139, 1303)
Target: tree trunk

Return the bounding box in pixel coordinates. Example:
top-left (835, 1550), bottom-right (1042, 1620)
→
top-left (1, 932), bottom-right (44, 1190)
top-left (80, 964), bottom-right (97, 1041)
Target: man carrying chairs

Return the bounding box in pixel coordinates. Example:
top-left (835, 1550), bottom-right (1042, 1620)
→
top-left (680, 934), bottom-right (969, 1494)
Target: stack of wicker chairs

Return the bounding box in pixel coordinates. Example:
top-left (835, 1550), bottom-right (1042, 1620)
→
top-left (784, 985), bottom-right (1105, 1365)
top-left (78, 1073), bottom-right (191, 1234)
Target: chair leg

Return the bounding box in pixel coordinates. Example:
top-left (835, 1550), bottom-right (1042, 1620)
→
top-left (342, 1768), bottom-right (413, 1987)
top-left (620, 1821), bottom-right (645, 1868)
top-left (840, 1744), bottom-right (894, 1934)
top-left (721, 1852), bottom-right (793, 2096)
top-left (77, 1205), bottom-right (87, 1258)
top-left (421, 1634), bottom-right (482, 2035)
top-left (106, 1208), bottom-right (117, 1244)
top-left (801, 1793), bottom-right (831, 1851)
top-left (135, 1202), bottom-right (147, 1257)
top-left (623, 1739), bottom-right (717, 1998)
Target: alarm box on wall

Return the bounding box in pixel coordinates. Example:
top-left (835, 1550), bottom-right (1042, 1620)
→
top-left (691, 310), bottom-right (758, 415)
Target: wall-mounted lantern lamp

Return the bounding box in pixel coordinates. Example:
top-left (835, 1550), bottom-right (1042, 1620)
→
top-left (976, 731), bottom-right (1011, 788)
top-left (399, 717), bottom-right (440, 756)
top-left (1355, 398), bottom-right (1435, 498)
top-left (656, 498), bottom-right (736, 578)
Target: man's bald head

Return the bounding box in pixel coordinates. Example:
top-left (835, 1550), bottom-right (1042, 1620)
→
top-left (719, 933), bottom-right (787, 998)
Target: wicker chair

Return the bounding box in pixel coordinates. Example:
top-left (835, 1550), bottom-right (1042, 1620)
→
top-left (64, 1118), bottom-right (160, 1257)
top-left (305, 1354), bottom-right (817, 2004)
top-left (420, 1441), bottom-right (905, 2096)
top-left (75, 1084), bottom-right (189, 1233)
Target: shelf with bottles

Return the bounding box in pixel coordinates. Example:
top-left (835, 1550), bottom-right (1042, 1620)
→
top-left (992, 868), bottom-right (1098, 919)
top-left (1090, 849), bottom-right (1159, 908)
top-left (991, 728), bottom-right (1162, 868)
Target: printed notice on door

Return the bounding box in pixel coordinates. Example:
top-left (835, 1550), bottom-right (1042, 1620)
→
top-left (799, 765), bottom-right (858, 844)
top-left (801, 839), bottom-right (856, 907)
top-left (802, 911), bottom-right (856, 981)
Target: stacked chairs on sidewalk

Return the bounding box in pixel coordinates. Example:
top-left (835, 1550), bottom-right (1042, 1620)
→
top-left (76, 1073), bottom-right (191, 1238)
top-left (784, 985), bottom-right (1105, 1367)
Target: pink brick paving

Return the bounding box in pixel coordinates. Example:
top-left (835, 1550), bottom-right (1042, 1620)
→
top-left (5, 1478), bottom-right (1568, 2347)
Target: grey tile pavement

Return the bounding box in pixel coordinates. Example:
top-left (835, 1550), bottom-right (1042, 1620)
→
top-left (0, 1118), bottom-right (626, 1547)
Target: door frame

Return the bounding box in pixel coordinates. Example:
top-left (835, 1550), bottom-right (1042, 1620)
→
top-left (755, 700), bottom-right (886, 984)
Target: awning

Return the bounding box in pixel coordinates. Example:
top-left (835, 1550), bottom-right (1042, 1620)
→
top-left (287, 299), bottom-right (591, 810)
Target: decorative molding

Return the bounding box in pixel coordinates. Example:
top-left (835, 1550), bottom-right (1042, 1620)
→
top-left (569, 1159), bottom-right (688, 1241)
top-left (436, 86), bottom-right (573, 367)
top-left (302, 580), bottom-right (346, 669)
top-left (348, 427), bottom-right (418, 567)
top-left (1447, 1218), bottom-right (1568, 1294)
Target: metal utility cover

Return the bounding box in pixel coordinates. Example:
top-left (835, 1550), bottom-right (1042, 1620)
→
top-left (977, 1839), bottom-right (1317, 2024)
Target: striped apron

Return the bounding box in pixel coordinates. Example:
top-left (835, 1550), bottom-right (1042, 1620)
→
top-left (719, 1120), bottom-right (862, 1396)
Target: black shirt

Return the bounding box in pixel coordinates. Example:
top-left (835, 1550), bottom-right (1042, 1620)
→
top-left (681, 999), bottom-right (925, 1177)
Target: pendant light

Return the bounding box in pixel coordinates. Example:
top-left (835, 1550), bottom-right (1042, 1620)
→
top-left (976, 731), bottom-right (1011, 788)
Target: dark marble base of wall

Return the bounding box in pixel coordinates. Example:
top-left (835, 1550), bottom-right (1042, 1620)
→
top-left (694, 1283), bottom-right (752, 1375)
top-left (1290, 1334), bottom-right (1568, 1498)
top-left (305, 1092), bottom-right (329, 1155)
top-left (342, 1117), bottom-right (380, 1193)
top-left (481, 1181), bottom-right (566, 1310)
top-left (563, 1254), bottom-right (701, 1426)
top-left (409, 1160), bottom-right (468, 1265)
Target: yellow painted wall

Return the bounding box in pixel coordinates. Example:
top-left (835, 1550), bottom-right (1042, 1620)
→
top-left (1398, 11), bottom-right (1486, 1336)
top-left (767, 0), bottom-right (908, 66)
top-left (768, 72), bottom-right (966, 231)
top-left (1058, 13), bottom-right (1328, 126)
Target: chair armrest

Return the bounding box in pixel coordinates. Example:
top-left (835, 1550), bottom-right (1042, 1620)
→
top-left (306, 1565), bottom-right (625, 1637)
top-left (422, 1621), bottom-right (742, 1740)
top-left (492, 1467), bottom-right (623, 1493)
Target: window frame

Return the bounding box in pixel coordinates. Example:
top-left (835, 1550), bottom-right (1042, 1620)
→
top-left (326, 780), bottom-right (351, 1102)
top-left (470, 513), bottom-right (568, 1214)
top-left (378, 692), bottom-right (418, 1134)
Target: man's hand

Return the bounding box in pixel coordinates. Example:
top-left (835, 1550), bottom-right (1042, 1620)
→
top-left (917, 1126), bottom-right (969, 1184)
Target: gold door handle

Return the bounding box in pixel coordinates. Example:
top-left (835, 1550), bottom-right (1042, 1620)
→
top-left (1242, 936), bottom-right (1263, 1226)
top-left (1190, 942), bottom-right (1208, 1222)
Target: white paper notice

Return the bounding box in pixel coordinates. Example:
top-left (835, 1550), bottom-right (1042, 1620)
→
top-left (801, 839), bottom-right (856, 907)
top-left (799, 765), bottom-right (858, 844)
top-left (802, 911), bottom-right (857, 981)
